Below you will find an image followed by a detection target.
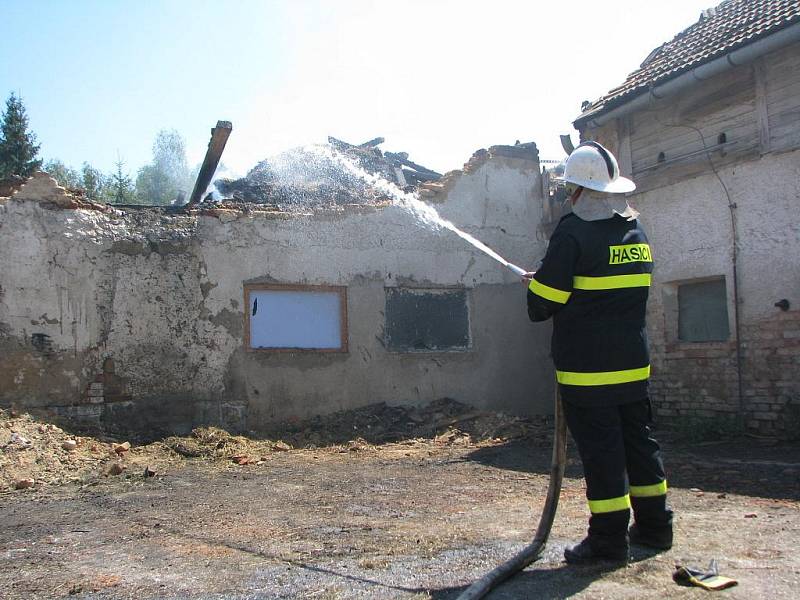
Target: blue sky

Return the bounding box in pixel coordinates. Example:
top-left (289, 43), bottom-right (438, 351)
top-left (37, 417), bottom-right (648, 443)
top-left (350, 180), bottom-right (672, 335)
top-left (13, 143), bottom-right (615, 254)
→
top-left (1, 0), bottom-right (715, 178)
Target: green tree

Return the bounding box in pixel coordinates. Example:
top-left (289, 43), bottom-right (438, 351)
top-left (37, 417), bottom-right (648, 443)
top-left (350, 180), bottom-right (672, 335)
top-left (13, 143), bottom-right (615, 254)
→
top-left (81, 162), bottom-right (104, 201)
top-left (43, 159), bottom-right (81, 189)
top-left (135, 129), bottom-right (190, 205)
top-left (106, 156), bottom-right (135, 204)
top-left (44, 159), bottom-right (106, 201)
top-left (0, 93), bottom-right (42, 178)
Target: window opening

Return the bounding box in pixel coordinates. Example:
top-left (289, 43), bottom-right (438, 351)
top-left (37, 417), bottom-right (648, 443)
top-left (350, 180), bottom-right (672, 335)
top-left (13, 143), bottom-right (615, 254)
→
top-left (678, 278), bottom-right (730, 342)
top-left (385, 288), bottom-right (470, 351)
top-left (244, 284), bottom-right (348, 352)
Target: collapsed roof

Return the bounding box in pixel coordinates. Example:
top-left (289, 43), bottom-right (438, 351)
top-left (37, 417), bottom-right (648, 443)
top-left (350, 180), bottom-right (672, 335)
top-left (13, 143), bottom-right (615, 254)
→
top-left (213, 136), bottom-right (442, 209)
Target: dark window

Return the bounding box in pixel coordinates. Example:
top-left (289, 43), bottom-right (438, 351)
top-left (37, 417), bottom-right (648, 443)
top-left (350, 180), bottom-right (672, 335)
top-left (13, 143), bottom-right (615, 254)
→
top-left (385, 288), bottom-right (470, 351)
top-left (678, 278), bottom-right (730, 342)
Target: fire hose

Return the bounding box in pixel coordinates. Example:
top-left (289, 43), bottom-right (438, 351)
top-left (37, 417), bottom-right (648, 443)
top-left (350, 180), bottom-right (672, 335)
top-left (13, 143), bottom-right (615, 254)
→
top-left (456, 385), bottom-right (567, 600)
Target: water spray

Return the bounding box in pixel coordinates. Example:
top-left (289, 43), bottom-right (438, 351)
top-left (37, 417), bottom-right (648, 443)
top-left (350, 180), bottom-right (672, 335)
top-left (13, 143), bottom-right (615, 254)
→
top-left (320, 146), bottom-right (531, 280)
top-left (323, 143), bottom-right (563, 597)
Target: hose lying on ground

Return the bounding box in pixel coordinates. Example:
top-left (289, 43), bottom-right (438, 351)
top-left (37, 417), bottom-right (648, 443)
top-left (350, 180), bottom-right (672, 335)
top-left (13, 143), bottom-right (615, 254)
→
top-left (456, 389), bottom-right (567, 600)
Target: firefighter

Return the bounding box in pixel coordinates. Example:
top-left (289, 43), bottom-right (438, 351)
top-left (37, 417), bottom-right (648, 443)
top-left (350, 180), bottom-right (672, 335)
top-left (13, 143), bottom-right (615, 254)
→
top-left (526, 141), bottom-right (673, 564)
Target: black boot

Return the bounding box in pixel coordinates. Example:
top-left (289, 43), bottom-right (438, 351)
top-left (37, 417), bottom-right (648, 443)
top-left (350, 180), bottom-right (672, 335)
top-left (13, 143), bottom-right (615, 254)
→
top-left (629, 522), bottom-right (673, 550)
top-left (631, 495), bottom-right (673, 550)
top-left (564, 536), bottom-right (630, 564)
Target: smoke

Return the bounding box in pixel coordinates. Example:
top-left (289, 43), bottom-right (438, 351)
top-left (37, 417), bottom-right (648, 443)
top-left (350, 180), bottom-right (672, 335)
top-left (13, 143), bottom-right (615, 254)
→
top-left (207, 163), bottom-right (242, 202)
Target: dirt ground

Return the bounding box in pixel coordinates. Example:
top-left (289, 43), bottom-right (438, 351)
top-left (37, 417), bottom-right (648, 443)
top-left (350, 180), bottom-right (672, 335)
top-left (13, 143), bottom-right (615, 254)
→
top-left (1, 404), bottom-right (799, 599)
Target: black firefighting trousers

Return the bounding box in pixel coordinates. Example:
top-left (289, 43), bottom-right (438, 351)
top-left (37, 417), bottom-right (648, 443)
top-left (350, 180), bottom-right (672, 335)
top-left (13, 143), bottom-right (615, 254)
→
top-left (563, 397), bottom-right (672, 545)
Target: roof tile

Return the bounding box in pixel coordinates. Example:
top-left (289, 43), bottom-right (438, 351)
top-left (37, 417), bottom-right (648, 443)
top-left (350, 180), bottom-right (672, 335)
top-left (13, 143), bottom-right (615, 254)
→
top-left (577, 0), bottom-right (800, 123)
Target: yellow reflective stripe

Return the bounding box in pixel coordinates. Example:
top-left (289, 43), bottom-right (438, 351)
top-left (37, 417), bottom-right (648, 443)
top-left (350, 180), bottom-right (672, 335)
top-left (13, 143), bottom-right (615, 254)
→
top-left (588, 494), bottom-right (631, 514)
top-left (573, 273), bottom-right (651, 290)
top-left (528, 278), bottom-right (571, 304)
top-left (630, 480), bottom-right (668, 498)
top-left (556, 365), bottom-right (650, 386)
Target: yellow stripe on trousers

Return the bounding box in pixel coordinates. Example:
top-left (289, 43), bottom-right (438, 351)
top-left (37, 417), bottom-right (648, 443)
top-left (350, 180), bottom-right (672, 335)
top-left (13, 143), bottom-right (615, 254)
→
top-left (556, 365), bottom-right (651, 386)
top-left (630, 480), bottom-right (668, 497)
top-left (588, 494), bottom-right (631, 514)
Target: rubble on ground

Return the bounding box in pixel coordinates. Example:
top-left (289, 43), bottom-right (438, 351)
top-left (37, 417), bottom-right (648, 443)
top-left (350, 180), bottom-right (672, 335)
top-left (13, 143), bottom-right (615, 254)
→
top-left (0, 399), bottom-right (552, 492)
top-left (0, 409), bottom-right (168, 492)
top-left (262, 398), bottom-right (551, 447)
top-left (162, 426), bottom-right (289, 462)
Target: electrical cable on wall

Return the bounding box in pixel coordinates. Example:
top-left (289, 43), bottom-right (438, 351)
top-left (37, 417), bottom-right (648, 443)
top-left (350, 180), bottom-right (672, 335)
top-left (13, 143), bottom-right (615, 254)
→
top-left (644, 99), bottom-right (746, 429)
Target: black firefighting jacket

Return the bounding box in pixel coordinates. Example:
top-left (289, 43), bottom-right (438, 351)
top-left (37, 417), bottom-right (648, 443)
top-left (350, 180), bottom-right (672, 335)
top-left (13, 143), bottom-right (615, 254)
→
top-left (527, 213), bottom-right (653, 406)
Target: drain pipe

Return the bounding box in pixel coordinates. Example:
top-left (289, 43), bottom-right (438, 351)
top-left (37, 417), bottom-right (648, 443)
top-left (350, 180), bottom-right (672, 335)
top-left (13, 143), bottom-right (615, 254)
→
top-left (457, 386), bottom-right (567, 600)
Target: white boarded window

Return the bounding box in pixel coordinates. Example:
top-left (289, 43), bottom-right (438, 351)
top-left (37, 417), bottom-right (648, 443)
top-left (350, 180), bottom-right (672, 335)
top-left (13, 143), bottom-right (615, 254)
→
top-left (244, 285), bottom-right (348, 352)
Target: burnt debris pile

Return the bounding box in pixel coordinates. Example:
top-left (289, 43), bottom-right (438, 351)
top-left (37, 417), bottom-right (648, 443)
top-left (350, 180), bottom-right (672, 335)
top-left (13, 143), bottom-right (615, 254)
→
top-left (214, 136), bottom-right (441, 210)
top-left (260, 398), bottom-right (553, 448)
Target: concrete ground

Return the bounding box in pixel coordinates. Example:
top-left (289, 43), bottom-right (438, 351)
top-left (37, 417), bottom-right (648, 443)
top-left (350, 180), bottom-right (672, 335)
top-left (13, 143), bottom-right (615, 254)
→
top-left (1, 431), bottom-right (799, 599)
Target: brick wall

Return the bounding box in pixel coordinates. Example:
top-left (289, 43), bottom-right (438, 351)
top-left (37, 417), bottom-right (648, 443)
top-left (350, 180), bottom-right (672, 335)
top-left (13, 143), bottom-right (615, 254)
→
top-left (740, 310), bottom-right (800, 438)
top-left (649, 306), bottom-right (800, 439)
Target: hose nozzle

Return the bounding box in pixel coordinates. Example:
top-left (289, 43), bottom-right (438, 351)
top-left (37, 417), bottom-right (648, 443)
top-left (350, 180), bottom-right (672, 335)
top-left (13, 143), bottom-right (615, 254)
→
top-left (506, 263), bottom-right (528, 278)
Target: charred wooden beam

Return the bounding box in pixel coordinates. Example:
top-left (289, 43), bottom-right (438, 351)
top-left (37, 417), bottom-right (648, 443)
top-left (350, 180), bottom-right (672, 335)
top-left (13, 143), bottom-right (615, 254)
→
top-left (327, 136), bottom-right (354, 151)
top-left (329, 136), bottom-right (386, 151)
top-left (402, 167), bottom-right (440, 183)
top-left (358, 137), bottom-right (384, 148)
top-left (384, 152), bottom-right (441, 178)
top-left (187, 121), bottom-right (233, 205)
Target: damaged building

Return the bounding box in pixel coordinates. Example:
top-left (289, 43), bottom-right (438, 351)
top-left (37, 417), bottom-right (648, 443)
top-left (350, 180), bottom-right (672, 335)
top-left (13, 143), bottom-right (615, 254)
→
top-left (575, 0), bottom-right (800, 437)
top-left (0, 140), bottom-right (553, 436)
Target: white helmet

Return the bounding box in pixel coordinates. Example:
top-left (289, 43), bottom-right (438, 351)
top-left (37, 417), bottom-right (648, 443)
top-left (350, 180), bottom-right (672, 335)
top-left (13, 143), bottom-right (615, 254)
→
top-left (563, 141), bottom-right (635, 194)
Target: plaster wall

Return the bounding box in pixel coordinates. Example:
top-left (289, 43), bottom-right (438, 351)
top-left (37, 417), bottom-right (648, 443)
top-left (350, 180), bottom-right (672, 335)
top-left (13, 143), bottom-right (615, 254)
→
top-left (0, 152), bottom-right (554, 436)
top-left (632, 149), bottom-right (800, 436)
top-left (637, 150), bottom-right (800, 322)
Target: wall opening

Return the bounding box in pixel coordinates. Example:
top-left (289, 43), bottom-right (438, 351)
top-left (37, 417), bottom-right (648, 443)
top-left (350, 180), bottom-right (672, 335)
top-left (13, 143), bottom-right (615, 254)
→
top-left (385, 288), bottom-right (470, 352)
top-left (244, 284), bottom-right (348, 352)
top-left (678, 277), bottom-right (730, 342)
